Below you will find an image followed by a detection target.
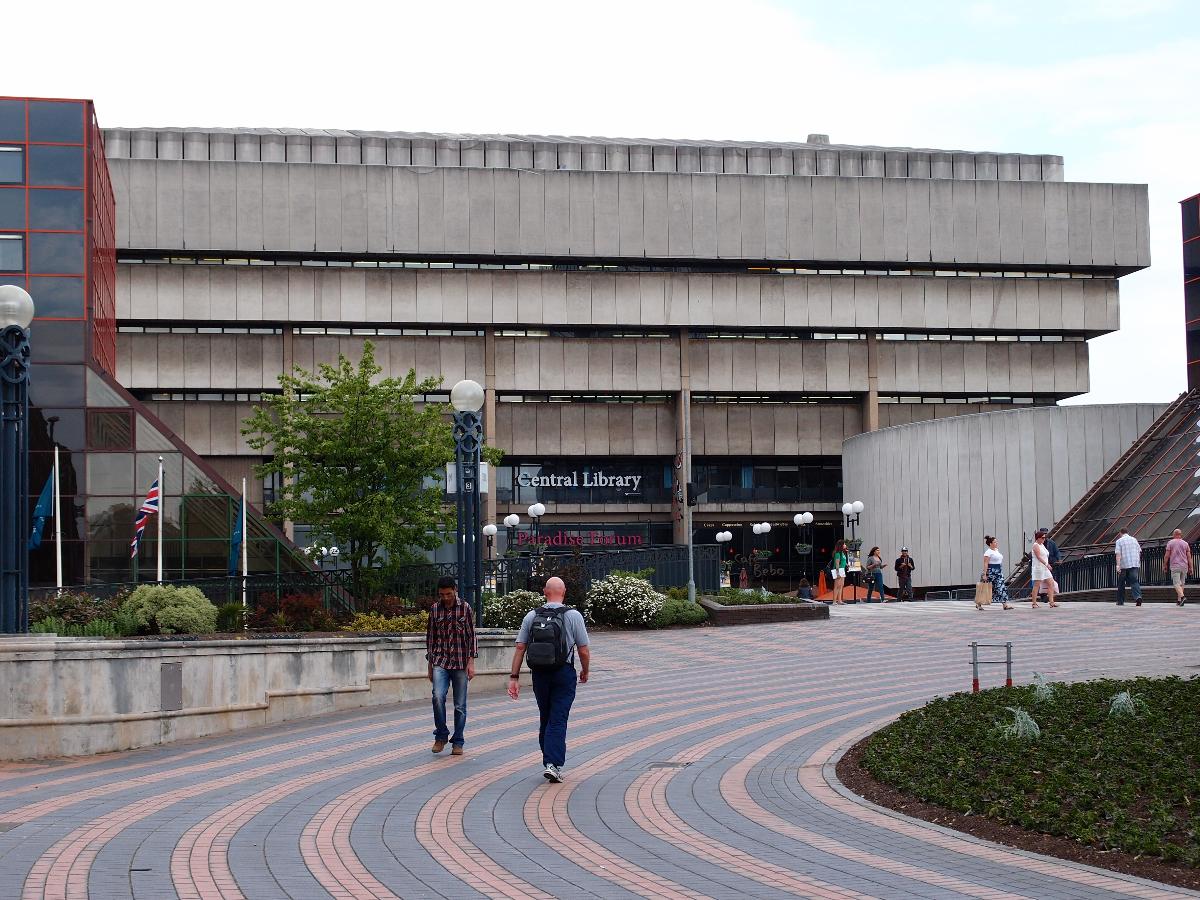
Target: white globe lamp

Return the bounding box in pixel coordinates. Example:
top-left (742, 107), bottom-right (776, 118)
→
top-left (449, 379), bottom-right (485, 413)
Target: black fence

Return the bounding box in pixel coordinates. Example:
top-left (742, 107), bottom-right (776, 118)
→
top-left (1037, 540), bottom-right (1200, 594)
top-left (30, 544), bottom-right (722, 614)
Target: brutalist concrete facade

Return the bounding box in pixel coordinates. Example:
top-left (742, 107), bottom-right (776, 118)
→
top-left (100, 127), bottom-right (1149, 578)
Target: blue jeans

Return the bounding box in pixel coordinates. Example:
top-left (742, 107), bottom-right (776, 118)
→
top-left (531, 664), bottom-right (577, 768)
top-left (865, 571), bottom-right (885, 602)
top-left (431, 666), bottom-right (469, 747)
top-left (1116, 568), bottom-right (1142, 605)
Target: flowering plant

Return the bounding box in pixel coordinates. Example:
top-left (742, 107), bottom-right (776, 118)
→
top-left (587, 574), bottom-right (665, 627)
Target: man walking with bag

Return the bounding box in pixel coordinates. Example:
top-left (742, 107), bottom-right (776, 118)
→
top-left (507, 576), bottom-right (590, 783)
top-left (894, 548), bottom-right (915, 601)
top-left (426, 575), bottom-right (476, 756)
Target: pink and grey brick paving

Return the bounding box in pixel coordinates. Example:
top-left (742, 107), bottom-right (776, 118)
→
top-left (2, 601), bottom-right (1198, 899)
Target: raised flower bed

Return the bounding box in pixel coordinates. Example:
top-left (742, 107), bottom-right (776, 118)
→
top-left (698, 589), bottom-right (829, 626)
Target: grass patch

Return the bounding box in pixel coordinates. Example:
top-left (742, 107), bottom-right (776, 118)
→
top-left (860, 676), bottom-right (1200, 867)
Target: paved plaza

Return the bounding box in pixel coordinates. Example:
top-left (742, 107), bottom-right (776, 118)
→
top-left (1, 602), bottom-right (1198, 900)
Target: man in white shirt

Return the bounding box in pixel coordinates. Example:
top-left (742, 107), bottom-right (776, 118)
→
top-left (1114, 528), bottom-right (1143, 607)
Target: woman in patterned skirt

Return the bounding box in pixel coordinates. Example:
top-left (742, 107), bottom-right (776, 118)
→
top-left (981, 535), bottom-right (1014, 610)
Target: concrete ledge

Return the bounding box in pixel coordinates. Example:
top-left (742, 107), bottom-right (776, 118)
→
top-left (698, 597), bottom-right (830, 626)
top-left (0, 631), bottom-right (521, 761)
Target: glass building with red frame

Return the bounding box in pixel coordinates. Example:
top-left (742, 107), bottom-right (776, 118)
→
top-left (1184, 191), bottom-right (1200, 390)
top-left (0, 96), bottom-right (303, 587)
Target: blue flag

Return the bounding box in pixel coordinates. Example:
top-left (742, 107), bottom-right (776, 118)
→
top-left (228, 496), bottom-right (243, 575)
top-left (29, 472), bottom-right (53, 550)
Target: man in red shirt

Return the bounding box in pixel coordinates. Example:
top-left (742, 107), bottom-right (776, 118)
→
top-left (1165, 529), bottom-right (1192, 607)
top-left (426, 575), bottom-right (477, 755)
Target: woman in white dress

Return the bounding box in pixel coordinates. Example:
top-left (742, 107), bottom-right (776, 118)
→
top-left (980, 536), bottom-right (1014, 610)
top-left (1030, 531), bottom-right (1058, 608)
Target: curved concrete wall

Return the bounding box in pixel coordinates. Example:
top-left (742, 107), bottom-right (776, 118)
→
top-left (842, 403), bottom-right (1167, 588)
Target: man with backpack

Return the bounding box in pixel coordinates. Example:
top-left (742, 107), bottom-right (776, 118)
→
top-left (506, 576), bottom-right (590, 783)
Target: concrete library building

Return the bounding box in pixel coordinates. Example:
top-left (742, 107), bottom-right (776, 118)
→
top-left (1, 95), bottom-right (1150, 587)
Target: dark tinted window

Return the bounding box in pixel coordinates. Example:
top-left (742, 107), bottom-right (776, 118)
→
top-left (0, 275), bottom-right (26, 289)
top-left (28, 101), bottom-right (83, 144)
top-left (29, 232), bottom-right (83, 274)
top-left (27, 363), bottom-right (84, 406)
top-left (87, 453), bottom-right (135, 495)
top-left (0, 100), bottom-right (24, 142)
top-left (29, 276), bottom-right (84, 317)
top-left (28, 320), bottom-right (84, 361)
top-left (29, 409), bottom-right (86, 452)
top-left (0, 235), bottom-right (23, 271)
top-left (0, 147), bottom-right (23, 184)
top-left (0, 188), bottom-right (23, 229)
top-left (28, 146), bottom-right (83, 187)
top-left (29, 189), bottom-right (83, 230)
top-left (88, 410), bottom-right (134, 450)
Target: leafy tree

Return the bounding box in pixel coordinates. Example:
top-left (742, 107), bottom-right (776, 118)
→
top-left (242, 342), bottom-right (495, 600)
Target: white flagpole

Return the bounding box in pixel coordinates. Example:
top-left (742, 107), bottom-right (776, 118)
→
top-left (240, 477), bottom-right (248, 609)
top-left (157, 456), bottom-right (164, 583)
top-left (53, 445), bottom-right (62, 590)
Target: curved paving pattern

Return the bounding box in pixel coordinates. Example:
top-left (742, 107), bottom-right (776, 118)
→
top-left (2, 602), bottom-right (1199, 899)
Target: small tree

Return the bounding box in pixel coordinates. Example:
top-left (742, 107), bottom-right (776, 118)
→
top-left (243, 341), bottom-right (468, 600)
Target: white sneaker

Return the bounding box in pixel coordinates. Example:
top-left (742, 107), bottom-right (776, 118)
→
top-left (543, 764), bottom-right (563, 783)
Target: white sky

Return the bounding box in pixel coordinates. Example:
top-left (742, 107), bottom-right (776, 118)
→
top-left (5, 0), bottom-right (1197, 404)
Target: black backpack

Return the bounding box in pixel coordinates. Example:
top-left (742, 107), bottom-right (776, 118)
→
top-left (525, 606), bottom-right (571, 670)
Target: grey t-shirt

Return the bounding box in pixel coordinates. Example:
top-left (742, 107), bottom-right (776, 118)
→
top-left (516, 604), bottom-right (589, 663)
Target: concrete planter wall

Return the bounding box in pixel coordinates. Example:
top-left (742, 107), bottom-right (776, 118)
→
top-left (0, 632), bottom-right (519, 761)
top-left (698, 597), bottom-right (830, 626)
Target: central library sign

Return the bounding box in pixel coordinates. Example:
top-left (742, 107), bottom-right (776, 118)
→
top-left (516, 469), bottom-right (644, 492)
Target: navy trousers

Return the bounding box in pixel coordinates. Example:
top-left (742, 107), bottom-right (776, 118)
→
top-left (531, 664), bottom-right (577, 768)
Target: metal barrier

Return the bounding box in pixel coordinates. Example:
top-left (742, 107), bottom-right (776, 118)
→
top-left (951, 587), bottom-right (977, 601)
top-left (924, 590), bottom-right (952, 601)
top-left (970, 641), bottom-right (1013, 692)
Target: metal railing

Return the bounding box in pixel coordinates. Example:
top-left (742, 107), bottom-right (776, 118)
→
top-left (1049, 540), bottom-right (1200, 593)
top-left (29, 544), bottom-right (723, 614)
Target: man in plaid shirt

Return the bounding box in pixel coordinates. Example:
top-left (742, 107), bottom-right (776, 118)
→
top-left (426, 575), bottom-right (477, 755)
top-left (1114, 527), bottom-right (1143, 607)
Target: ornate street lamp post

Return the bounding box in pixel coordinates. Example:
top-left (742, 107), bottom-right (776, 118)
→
top-left (482, 523), bottom-right (497, 593)
top-left (715, 530), bottom-right (732, 588)
top-left (793, 511), bottom-right (814, 585)
top-left (451, 379), bottom-right (486, 625)
top-left (1, 286), bottom-right (34, 634)
top-left (841, 500), bottom-right (865, 594)
top-left (527, 502), bottom-right (545, 559)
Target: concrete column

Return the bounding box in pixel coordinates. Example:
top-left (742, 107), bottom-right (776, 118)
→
top-left (280, 328), bottom-right (295, 541)
top-left (863, 331), bottom-right (879, 433)
top-left (483, 328), bottom-right (498, 546)
top-left (673, 329), bottom-right (692, 544)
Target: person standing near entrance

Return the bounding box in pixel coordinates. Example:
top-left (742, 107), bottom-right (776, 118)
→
top-left (864, 547), bottom-right (887, 602)
top-left (894, 548), bottom-right (915, 601)
top-left (426, 575), bottom-right (476, 756)
top-left (1166, 528), bottom-right (1191, 606)
top-left (508, 576), bottom-right (590, 783)
top-left (1114, 527), bottom-right (1143, 607)
top-left (831, 540), bottom-right (848, 604)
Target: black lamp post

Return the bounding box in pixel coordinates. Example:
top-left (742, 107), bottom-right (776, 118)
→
top-left (842, 500), bottom-right (864, 594)
top-left (0, 285), bottom-right (34, 634)
top-left (793, 511), bottom-right (814, 585)
top-left (527, 502), bottom-right (545, 560)
top-left (451, 380), bottom-right (486, 625)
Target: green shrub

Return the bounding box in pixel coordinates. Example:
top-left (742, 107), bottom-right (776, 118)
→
top-left (712, 588), bottom-right (793, 606)
top-left (861, 675), bottom-right (1200, 868)
top-left (364, 594), bottom-right (415, 618)
top-left (29, 589), bottom-right (126, 627)
top-left (483, 589), bottom-right (545, 629)
top-left (587, 574), bottom-right (664, 627)
top-left (215, 603), bottom-right (246, 633)
top-left (611, 567), bottom-right (656, 580)
top-left (343, 611), bottom-right (430, 633)
top-left (665, 586), bottom-right (690, 603)
top-left (30, 615), bottom-right (120, 638)
top-left (652, 596), bottom-right (708, 628)
top-left (120, 584), bottom-right (218, 635)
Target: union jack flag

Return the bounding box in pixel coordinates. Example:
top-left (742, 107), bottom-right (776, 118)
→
top-left (130, 478), bottom-right (160, 558)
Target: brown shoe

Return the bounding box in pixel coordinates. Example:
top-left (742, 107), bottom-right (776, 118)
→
top-left (432, 740), bottom-right (447, 753)
top-left (451, 745), bottom-right (464, 756)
